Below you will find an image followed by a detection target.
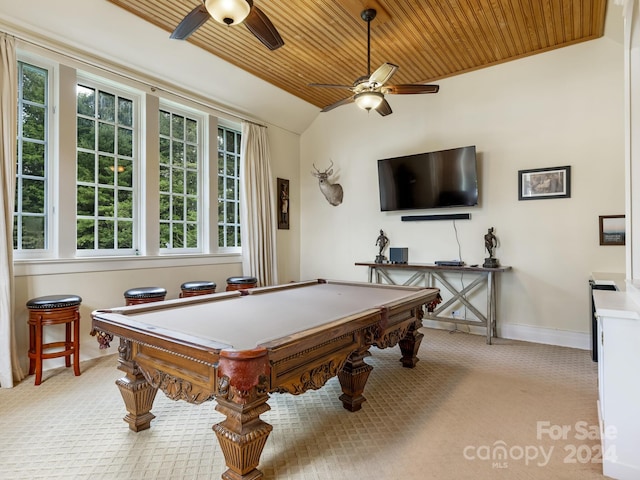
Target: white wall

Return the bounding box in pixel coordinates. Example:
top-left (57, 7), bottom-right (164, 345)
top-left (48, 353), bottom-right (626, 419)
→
top-left (268, 128), bottom-right (301, 284)
top-left (300, 36), bottom-right (625, 347)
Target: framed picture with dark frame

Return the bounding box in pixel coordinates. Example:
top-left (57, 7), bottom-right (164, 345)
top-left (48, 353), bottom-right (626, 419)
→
top-left (277, 178), bottom-right (290, 230)
top-left (599, 215), bottom-right (625, 246)
top-left (518, 165), bottom-right (571, 200)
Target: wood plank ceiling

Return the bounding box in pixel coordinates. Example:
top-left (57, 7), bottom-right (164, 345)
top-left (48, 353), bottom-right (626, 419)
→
top-left (107, 0), bottom-right (608, 111)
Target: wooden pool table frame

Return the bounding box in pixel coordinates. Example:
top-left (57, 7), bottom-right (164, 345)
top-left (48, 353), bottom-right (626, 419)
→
top-left (91, 279), bottom-right (439, 480)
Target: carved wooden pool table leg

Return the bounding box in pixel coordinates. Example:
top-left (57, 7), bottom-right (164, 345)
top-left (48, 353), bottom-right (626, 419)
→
top-left (338, 347), bottom-right (373, 412)
top-left (213, 394), bottom-right (273, 480)
top-left (115, 338), bottom-right (158, 432)
top-left (213, 348), bottom-right (272, 480)
top-left (398, 310), bottom-right (425, 368)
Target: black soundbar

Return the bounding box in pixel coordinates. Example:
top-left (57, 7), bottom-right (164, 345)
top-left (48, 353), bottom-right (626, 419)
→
top-left (435, 260), bottom-right (465, 266)
top-left (401, 213), bottom-right (471, 222)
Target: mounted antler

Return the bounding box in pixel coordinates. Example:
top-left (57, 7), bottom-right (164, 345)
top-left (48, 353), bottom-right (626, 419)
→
top-left (311, 161), bottom-right (343, 206)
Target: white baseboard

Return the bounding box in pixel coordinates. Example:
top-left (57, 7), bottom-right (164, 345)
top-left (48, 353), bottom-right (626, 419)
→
top-left (500, 323), bottom-right (591, 350)
top-left (422, 319), bottom-right (591, 350)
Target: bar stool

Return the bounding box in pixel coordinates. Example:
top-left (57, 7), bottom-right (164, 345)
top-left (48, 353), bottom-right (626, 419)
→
top-left (27, 294), bottom-right (82, 386)
top-left (180, 280), bottom-right (217, 297)
top-left (124, 287), bottom-right (167, 306)
top-left (226, 276), bottom-right (258, 291)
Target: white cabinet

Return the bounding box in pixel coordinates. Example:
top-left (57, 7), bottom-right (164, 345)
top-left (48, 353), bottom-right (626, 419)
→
top-left (594, 290), bottom-right (640, 480)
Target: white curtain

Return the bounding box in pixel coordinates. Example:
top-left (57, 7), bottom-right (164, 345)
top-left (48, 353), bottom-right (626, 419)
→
top-left (0, 33), bottom-right (24, 388)
top-left (239, 121), bottom-right (278, 286)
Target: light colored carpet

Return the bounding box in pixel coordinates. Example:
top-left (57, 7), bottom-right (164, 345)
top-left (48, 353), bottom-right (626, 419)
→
top-left (0, 328), bottom-right (607, 480)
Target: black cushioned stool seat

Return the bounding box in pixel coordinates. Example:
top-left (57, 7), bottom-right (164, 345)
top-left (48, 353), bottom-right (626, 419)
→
top-left (124, 287), bottom-right (167, 306)
top-left (27, 294), bottom-right (82, 386)
top-left (180, 281), bottom-right (217, 297)
top-left (226, 276), bottom-right (258, 291)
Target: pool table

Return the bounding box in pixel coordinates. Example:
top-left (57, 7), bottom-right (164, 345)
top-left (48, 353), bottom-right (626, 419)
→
top-left (91, 279), bottom-right (439, 480)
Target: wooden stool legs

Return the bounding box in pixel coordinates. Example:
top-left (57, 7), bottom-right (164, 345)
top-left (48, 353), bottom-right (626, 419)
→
top-left (27, 303), bottom-right (81, 386)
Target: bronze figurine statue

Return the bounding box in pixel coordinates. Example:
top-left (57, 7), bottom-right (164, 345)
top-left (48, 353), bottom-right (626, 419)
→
top-left (483, 227), bottom-right (500, 268)
top-left (375, 229), bottom-right (389, 264)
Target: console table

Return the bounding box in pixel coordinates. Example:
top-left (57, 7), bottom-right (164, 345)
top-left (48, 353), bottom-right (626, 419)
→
top-left (355, 262), bottom-right (512, 344)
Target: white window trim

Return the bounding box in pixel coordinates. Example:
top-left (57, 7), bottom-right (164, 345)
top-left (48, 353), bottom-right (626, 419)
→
top-left (74, 73), bottom-right (143, 257)
top-left (217, 123), bottom-right (242, 250)
top-left (158, 100), bottom-right (207, 255)
top-left (13, 53), bottom-right (58, 261)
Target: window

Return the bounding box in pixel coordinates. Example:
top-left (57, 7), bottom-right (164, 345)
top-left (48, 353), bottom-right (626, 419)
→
top-left (14, 61), bottom-right (49, 251)
top-left (218, 126), bottom-right (241, 248)
top-left (13, 49), bottom-right (243, 263)
top-left (76, 82), bottom-right (136, 253)
top-left (159, 108), bottom-right (201, 251)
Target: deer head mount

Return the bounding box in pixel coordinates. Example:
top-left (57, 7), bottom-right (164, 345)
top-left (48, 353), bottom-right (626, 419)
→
top-left (312, 161), bottom-right (343, 206)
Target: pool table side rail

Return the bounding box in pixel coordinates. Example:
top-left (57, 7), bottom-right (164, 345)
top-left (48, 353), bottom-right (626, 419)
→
top-left (91, 310), bottom-right (232, 363)
top-left (318, 278), bottom-right (433, 292)
top-left (97, 289), bottom-right (242, 315)
top-left (239, 279), bottom-right (323, 295)
top-left (239, 278), bottom-right (432, 296)
top-left (256, 287), bottom-right (437, 355)
top-left (256, 285), bottom-right (437, 354)
top-left (91, 291), bottom-right (243, 355)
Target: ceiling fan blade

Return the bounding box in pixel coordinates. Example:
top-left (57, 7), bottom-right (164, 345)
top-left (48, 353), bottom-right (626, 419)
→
top-left (382, 84), bottom-right (440, 95)
top-left (244, 6), bottom-right (284, 50)
top-left (369, 63), bottom-right (399, 87)
top-left (376, 98), bottom-right (393, 116)
top-left (170, 4), bottom-right (210, 40)
top-left (321, 96), bottom-right (355, 113)
top-left (308, 83), bottom-right (354, 90)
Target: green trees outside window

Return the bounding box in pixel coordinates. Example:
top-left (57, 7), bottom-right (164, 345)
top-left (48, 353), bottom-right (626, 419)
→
top-left (159, 109), bottom-right (200, 250)
top-left (14, 62), bottom-right (48, 250)
top-left (14, 57), bottom-right (241, 258)
top-left (76, 84), bottom-right (135, 251)
top-left (218, 126), bottom-right (241, 248)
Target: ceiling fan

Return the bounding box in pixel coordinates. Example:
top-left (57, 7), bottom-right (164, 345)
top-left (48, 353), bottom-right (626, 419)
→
top-left (170, 0), bottom-right (284, 51)
top-left (310, 8), bottom-right (439, 116)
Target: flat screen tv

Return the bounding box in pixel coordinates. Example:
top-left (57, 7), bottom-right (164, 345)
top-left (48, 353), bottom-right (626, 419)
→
top-left (377, 145), bottom-right (478, 211)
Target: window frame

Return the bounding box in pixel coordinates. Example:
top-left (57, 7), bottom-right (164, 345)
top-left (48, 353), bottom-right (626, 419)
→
top-left (12, 48), bottom-right (244, 269)
top-left (13, 54), bottom-right (57, 261)
top-left (158, 101), bottom-right (206, 255)
top-left (74, 74), bottom-right (142, 257)
top-left (217, 123), bottom-right (242, 252)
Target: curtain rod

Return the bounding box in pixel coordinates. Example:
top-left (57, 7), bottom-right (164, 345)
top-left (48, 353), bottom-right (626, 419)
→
top-left (1, 24), bottom-right (268, 128)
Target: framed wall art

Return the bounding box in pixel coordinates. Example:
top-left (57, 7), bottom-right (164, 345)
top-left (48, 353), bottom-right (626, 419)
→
top-left (277, 178), bottom-right (290, 230)
top-left (518, 165), bottom-right (571, 200)
top-left (599, 215), bottom-right (625, 246)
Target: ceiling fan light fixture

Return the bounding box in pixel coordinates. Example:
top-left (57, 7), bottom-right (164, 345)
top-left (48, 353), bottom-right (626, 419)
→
top-left (354, 91), bottom-right (384, 111)
top-left (204, 0), bottom-right (251, 26)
